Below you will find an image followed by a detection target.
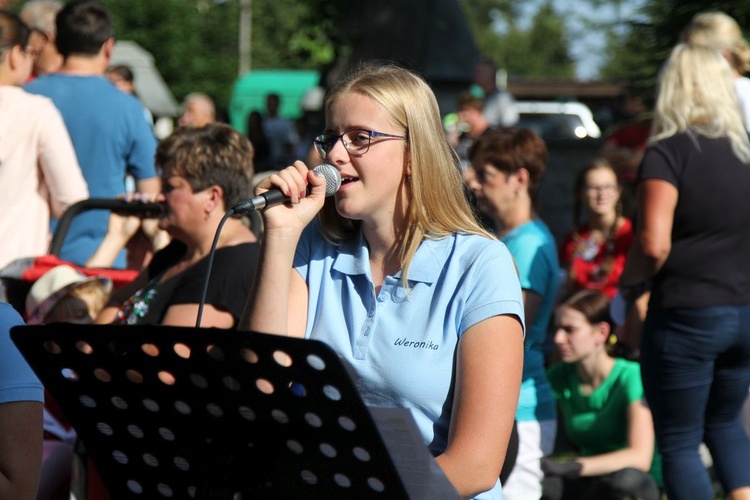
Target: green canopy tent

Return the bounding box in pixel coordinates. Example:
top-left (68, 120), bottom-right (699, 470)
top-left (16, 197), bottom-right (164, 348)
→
top-left (229, 69), bottom-right (321, 135)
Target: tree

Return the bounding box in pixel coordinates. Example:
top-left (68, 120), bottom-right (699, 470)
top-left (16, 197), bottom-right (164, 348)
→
top-left (599, 0), bottom-right (750, 90)
top-left (459, 0), bottom-right (574, 79)
top-left (100, 0), bottom-right (347, 111)
top-left (520, 2), bottom-right (574, 78)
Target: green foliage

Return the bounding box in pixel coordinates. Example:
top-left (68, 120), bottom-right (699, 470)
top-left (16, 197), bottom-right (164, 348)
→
top-left (100, 0), bottom-right (346, 111)
top-left (101, 0), bottom-right (237, 110)
top-left (459, 0), bottom-right (574, 78)
top-left (599, 0), bottom-right (750, 92)
top-left (460, 0), bottom-right (519, 34)
top-left (46, 0), bottom-right (750, 113)
top-left (524, 2), bottom-right (574, 78)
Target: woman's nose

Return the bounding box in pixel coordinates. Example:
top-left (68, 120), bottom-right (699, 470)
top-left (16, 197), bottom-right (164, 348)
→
top-left (325, 137), bottom-right (350, 164)
top-left (553, 328), bottom-right (565, 344)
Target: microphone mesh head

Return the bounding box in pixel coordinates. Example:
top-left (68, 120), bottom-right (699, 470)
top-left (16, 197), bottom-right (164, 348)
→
top-left (313, 163), bottom-right (342, 197)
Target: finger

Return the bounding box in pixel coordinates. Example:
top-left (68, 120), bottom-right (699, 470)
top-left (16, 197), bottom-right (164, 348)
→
top-left (274, 170), bottom-right (300, 203)
top-left (307, 168), bottom-right (328, 199)
top-left (275, 167), bottom-right (307, 203)
top-left (290, 161), bottom-right (311, 199)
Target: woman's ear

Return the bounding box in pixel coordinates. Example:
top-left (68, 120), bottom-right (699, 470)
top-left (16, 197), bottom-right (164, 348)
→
top-left (7, 44), bottom-right (24, 70)
top-left (509, 167), bottom-right (530, 195)
top-left (205, 185), bottom-right (225, 213)
top-left (404, 149), bottom-right (411, 178)
top-left (515, 168), bottom-right (530, 188)
top-left (595, 321), bottom-right (611, 345)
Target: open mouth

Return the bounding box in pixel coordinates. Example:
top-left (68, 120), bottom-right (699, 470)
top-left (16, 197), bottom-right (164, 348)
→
top-left (340, 176), bottom-right (359, 185)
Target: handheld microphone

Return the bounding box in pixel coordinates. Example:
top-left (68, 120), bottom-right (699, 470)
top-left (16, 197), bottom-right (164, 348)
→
top-left (230, 163), bottom-right (342, 215)
top-left (196, 163), bottom-right (340, 327)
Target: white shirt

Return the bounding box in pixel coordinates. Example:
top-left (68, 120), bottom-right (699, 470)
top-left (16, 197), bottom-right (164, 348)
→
top-left (0, 86), bottom-right (88, 270)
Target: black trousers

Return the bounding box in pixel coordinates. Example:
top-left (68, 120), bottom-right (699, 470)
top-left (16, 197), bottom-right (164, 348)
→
top-left (542, 467), bottom-right (661, 500)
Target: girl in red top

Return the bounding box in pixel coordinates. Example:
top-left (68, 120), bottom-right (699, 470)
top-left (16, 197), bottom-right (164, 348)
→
top-left (560, 159), bottom-right (633, 299)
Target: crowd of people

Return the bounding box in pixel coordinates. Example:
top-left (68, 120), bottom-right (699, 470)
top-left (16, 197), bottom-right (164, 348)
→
top-left (1, 1), bottom-right (750, 499)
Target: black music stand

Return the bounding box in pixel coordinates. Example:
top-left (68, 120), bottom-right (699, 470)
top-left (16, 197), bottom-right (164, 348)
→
top-left (11, 324), bottom-right (409, 499)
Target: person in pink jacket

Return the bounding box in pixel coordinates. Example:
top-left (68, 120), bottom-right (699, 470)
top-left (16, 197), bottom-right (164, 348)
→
top-left (0, 10), bottom-right (88, 294)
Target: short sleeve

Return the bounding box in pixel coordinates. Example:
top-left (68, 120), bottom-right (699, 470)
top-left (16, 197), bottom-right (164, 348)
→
top-left (546, 362), bottom-right (565, 397)
top-left (124, 99), bottom-right (158, 181)
top-left (169, 243), bottom-right (259, 323)
top-left (619, 360), bottom-right (645, 405)
top-left (459, 239), bottom-right (525, 334)
top-left (506, 230), bottom-right (555, 295)
top-left (293, 222), bottom-right (319, 281)
top-left (638, 139), bottom-right (682, 188)
top-left (0, 303), bottom-right (44, 404)
top-left (37, 100), bottom-right (89, 218)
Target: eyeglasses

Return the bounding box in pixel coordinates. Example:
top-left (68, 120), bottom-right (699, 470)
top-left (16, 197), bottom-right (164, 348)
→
top-left (24, 45), bottom-right (44, 60)
top-left (28, 30), bottom-right (48, 59)
top-left (584, 184), bottom-right (619, 194)
top-left (313, 128), bottom-right (407, 160)
top-left (0, 43), bottom-right (14, 57)
top-left (0, 43), bottom-right (36, 60)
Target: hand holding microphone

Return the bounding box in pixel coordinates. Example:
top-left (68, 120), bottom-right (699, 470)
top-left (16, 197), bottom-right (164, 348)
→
top-left (230, 163), bottom-right (341, 215)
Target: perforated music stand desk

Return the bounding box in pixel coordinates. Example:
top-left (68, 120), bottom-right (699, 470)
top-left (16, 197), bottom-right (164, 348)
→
top-left (11, 324), bottom-right (409, 499)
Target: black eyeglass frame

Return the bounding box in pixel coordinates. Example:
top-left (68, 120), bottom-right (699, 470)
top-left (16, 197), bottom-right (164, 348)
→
top-left (313, 128), bottom-right (407, 160)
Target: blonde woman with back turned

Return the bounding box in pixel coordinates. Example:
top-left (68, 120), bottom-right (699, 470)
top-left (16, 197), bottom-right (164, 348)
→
top-left (619, 43), bottom-right (750, 500)
top-left (681, 11), bottom-right (750, 131)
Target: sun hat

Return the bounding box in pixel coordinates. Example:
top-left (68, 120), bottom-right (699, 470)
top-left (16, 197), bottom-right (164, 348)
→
top-left (25, 265), bottom-right (113, 325)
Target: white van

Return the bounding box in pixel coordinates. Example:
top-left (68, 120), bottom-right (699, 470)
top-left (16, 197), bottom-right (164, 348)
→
top-left (515, 101), bottom-right (602, 140)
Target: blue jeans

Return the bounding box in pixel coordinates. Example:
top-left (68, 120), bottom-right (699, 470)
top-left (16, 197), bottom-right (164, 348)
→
top-left (641, 304), bottom-right (750, 499)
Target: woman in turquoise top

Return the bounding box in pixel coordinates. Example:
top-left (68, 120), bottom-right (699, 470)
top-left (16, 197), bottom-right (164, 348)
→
top-left (467, 127), bottom-right (560, 500)
top-left (543, 290), bottom-right (659, 500)
top-left (241, 63), bottom-right (525, 499)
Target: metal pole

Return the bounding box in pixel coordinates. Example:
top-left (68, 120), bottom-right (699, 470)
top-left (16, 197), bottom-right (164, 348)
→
top-left (239, 0), bottom-right (251, 75)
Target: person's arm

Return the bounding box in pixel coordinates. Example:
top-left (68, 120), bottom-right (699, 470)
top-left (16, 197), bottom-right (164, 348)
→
top-left (239, 226), bottom-right (309, 337)
top-left (161, 304), bottom-right (234, 329)
top-left (85, 211), bottom-right (142, 268)
top-left (95, 268), bottom-right (152, 324)
top-left (0, 401), bottom-right (43, 500)
top-left (0, 304), bottom-right (43, 500)
top-left (522, 289), bottom-right (542, 331)
top-left (37, 102), bottom-right (89, 219)
top-left (435, 315), bottom-right (524, 498)
top-left (139, 217), bottom-right (171, 253)
top-left (576, 399), bottom-right (655, 476)
top-left (239, 163), bottom-right (327, 336)
top-left (125, 103), bottom-right (160, 195)
top-left (135, 177), bottom-right (161, 196)
top-left (619, 179), bottom-right (678, 297)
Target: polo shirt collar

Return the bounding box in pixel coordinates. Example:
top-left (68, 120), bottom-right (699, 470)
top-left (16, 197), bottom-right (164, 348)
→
top-left (331, 229), bottom-right (453, 284)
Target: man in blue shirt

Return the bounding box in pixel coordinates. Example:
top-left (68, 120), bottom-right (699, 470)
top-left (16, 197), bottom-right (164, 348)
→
top-left (26, 0), bottom-right (159, 267)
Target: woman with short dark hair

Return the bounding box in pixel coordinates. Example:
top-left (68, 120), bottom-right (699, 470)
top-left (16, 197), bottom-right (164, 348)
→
top-left (96, 123), bottom-right (259, 327)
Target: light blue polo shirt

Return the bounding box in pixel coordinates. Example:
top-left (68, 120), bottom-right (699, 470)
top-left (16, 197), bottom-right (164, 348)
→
top-left (502, 219), bottom-right (559, 423)
top-left (294, 224), bottom-right (524, 499)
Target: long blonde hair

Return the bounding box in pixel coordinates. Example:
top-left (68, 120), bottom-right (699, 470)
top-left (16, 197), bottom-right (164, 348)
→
top-left (681, 11), bottom-right (750, 74)
top-left (650, 43), bottom-right (750, 163)
top-left (318, 62), bottom-right (493, 285)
